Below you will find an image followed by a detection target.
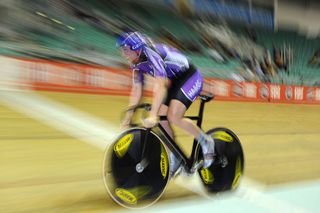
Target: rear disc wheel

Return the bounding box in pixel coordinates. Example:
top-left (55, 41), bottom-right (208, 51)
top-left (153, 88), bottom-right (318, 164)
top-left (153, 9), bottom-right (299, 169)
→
top-left (197, 127), bottom-right (244, 193)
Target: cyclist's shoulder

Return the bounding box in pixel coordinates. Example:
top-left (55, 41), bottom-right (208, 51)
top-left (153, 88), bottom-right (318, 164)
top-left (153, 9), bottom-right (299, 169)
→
top-left (142, 45), bottom-right (163, 61)
top-left (154, 43), bottom-right (180, 53)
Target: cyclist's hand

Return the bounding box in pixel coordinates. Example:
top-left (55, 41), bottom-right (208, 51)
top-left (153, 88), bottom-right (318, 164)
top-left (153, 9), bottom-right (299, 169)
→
top-left (120, 111), bottom-right (133, 130)
top-left (120, 118), bottom-right (130, 130)
top-left (142, 116), bottom-right (158, 128)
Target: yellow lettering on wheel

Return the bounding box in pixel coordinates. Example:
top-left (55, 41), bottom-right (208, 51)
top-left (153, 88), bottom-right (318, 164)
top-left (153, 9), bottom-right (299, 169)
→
top-left (160, 145), bottom-right (168, 179)
top-left (115, 188), bottom-right (137, 205)
top-left (212, 131), bottom-right (233, 142)
top-left (114, 134), bottom-right (134, 158)
top-left (115, 186), bottom-right (152, 205)
top-left (200, 168), bottom-right (214, 184)
top-left (232, 157), bottom-right (242, 190)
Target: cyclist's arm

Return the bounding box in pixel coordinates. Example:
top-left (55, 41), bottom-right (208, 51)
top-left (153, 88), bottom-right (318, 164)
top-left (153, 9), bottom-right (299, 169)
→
top-left (129, 69), bottom-right (143, 108)
top-left (143, 47), bottom-right (168, 118)
top-left (129, 81), bottom-right (142, 108)
top-left (150, 77), bottom-right (167, 118)
top-left (121, 71), bottom-right (143, 128)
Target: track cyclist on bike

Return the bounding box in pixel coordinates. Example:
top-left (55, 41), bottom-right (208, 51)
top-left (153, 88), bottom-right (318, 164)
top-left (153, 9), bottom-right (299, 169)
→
top-left (117, 31), bottom-right (215, 176)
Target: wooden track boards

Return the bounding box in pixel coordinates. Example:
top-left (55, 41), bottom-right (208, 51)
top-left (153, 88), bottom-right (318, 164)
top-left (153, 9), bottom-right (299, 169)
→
top-left (1, 91), bottom-right (319, 212)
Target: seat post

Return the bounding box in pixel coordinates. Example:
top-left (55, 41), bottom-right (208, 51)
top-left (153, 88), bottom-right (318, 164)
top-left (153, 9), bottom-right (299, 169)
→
top-left (197, 99), bottom-right (206, 129)
top-left (189, 98), bottom-right (206, 165)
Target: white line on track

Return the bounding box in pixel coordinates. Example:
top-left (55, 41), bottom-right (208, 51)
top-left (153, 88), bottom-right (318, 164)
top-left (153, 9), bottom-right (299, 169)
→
top-left (0, 90), bottom-right (119, 149)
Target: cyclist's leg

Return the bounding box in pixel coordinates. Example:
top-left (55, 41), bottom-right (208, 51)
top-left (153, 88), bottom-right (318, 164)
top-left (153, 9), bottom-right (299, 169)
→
top-left (168, 99), bottom-right (215, 168)
top-left (166, 66), bottom-right (215, 168)
top-left (158, 104), bottom-right (174, 139)
top-left (167, 99), bottom-right (201, 139)
top-left (159, 102), bottom-right (182, 177)
top-left (159, 104), bottom-right (182, 177)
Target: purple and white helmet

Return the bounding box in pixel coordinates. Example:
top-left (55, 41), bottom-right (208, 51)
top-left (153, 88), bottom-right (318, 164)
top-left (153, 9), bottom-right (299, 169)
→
top-left (116, 32), bottom-right (147, 51)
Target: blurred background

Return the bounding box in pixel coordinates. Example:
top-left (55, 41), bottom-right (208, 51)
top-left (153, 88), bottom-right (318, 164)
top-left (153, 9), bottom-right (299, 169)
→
top-left (0, 0), bottom-right (320, 86)
top-left (0, 0), bottom-right (320, 212)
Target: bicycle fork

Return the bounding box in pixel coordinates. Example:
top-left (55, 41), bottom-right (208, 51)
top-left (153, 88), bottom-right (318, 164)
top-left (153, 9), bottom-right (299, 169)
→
top-left (135, 128), bottom-right (151, 173)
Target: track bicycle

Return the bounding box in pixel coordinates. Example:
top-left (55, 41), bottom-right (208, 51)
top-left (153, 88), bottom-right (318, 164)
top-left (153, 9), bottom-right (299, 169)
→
top-left (103, 93), bottom-right (244, 208)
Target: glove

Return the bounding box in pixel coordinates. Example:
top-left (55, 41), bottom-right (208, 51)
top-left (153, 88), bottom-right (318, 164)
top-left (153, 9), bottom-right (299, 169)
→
top-left (120, 111), bottom-right (134, 130)
top-left (120, 118), bottom-right (131, 130)
top-left (142, 116), bottom-right (158, 128)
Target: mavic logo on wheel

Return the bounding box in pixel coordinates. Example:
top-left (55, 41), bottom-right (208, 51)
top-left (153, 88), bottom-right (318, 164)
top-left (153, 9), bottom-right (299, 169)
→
top-left (160, 145), bottom-right (168, 179)
top-left (232, 157), bottom-right (242, 190)
top-left (115, 188), bottom-right (137, 205)
top-left (213, 131), bottom-right (233, 143)
top-left (200, 168), bottom-right (214, 184)
top-left (114, 134), bottom-right (134, 158)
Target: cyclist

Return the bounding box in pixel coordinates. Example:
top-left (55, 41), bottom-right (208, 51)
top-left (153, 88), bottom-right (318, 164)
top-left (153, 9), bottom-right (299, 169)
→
top-left (117, 31), bottom-right (215, 175)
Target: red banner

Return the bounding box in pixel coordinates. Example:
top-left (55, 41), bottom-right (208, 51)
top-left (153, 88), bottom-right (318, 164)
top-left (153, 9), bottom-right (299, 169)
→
top-left (10, 57), bottom-right (320, 105)
top-left (203, 79), bottom-right (320, 104)
top-left (18, 58), bottom-right (132, 95)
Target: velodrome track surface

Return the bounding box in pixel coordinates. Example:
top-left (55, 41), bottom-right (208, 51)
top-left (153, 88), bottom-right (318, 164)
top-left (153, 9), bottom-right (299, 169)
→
top-left (0, 90), bottom-right (320, 212)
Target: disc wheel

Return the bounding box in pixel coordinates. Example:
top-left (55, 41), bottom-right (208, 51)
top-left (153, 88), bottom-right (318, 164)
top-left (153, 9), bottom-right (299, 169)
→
top-left (103, 127), bottom-right (170, 208)
top-left (197, 127), bottom-right (244, 193)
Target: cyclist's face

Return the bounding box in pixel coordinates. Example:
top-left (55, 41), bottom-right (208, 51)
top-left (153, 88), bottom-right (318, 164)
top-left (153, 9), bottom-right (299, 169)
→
top-left (120, 46), bottom-right (140, 63)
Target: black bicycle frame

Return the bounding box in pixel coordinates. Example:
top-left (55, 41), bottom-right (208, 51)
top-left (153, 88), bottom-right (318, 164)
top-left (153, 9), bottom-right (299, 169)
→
top-left (146, 98), bottom-right (208, 172)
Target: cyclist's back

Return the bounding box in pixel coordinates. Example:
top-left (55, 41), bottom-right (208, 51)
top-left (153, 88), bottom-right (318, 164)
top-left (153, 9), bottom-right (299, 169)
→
top-left (131, 42), bottom-right (194, 81)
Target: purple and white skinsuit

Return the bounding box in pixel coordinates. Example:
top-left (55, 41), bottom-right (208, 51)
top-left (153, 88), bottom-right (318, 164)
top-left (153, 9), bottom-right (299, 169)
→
top-left (131, 43), bottom-right (203, 102)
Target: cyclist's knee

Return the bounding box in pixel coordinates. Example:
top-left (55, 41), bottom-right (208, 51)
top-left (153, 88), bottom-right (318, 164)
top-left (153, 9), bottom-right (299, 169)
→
top-left (160, 120), bottom-right (170, 127)
top-left (167, 112), bottom-right (182, 126)
top-left (158, 104), bottom-right (168, 116)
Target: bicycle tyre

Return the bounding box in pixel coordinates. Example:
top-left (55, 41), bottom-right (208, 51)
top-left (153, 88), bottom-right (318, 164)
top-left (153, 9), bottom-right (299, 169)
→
top-left (103, 127), bottom-right (170, 209)
top-left (197, 127), bottom-right (244, 193)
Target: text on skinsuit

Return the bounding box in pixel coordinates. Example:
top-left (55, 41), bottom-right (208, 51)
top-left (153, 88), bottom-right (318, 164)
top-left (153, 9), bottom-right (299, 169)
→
top-left (187, 79), bottom-right (202, 100)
